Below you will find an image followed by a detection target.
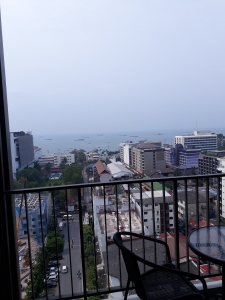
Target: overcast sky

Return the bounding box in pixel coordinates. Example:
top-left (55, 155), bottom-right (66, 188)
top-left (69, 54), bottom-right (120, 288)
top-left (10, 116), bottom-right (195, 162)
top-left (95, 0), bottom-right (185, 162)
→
top-left (1, 0), bottom-right (225, 134)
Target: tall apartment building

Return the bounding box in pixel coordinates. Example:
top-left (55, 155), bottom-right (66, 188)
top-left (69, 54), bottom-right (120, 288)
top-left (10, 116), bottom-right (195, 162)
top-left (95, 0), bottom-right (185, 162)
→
top-left (165, 144), bottom-right (201, 169)
top-left (10, 131), bottom-right (35, 175)
top-left (198, 150), bottom-right (225, 175)
top-left (119, 141), bottom-right (137, 165)
top-left (131, 142), bottom-right (165, 174)
top-left (38, 152), bottom-right (75, 167)
top-left (175, 131), bottom-right (217, 151)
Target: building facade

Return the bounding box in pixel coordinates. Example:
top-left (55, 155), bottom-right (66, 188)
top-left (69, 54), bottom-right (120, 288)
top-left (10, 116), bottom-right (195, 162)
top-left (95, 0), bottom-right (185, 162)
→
top-left (15, 193), bottom-right (52, 245)
top-left (10, 131), bottom-right (35, 175)
top-left (38, 152), bottom-right (75, 167)
top-left (198, 151), bottom-right (225, 175)
top-left (217, 157), bottom-right (225, 219)
top-left (131, 142), bottom-right (165, 174)
top-left (119, 141), bottom-right (137, 165)
top-left (175, 131), bottom-right (217, 151)
top-left (131, 190), bottom-right (174, 235)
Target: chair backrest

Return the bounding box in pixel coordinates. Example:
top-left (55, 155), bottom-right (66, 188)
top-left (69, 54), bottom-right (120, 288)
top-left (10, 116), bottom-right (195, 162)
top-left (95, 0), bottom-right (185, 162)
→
top-left (113, 232), bottom-right (147, 299)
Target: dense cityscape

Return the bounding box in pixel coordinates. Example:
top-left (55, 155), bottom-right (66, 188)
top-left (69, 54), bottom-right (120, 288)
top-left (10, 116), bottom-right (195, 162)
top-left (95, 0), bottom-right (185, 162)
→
top-left (11, 129), bottom-right (225, 299)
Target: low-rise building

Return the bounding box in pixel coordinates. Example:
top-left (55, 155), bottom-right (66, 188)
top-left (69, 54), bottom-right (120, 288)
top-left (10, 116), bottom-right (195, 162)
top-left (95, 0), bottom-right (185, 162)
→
top-left (94, 160), bottom-right (111, 182)
top-left (131, 190), bottom-right (174, 235)
top-left (38, 152), bottom-right (75, 167)
top-left (107, 161), bottom-right (133, 180)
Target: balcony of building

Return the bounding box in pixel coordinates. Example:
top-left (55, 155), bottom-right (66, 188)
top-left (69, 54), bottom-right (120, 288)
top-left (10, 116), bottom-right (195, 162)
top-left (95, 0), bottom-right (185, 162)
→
top-left (1, 174), bottom-right (225, 300)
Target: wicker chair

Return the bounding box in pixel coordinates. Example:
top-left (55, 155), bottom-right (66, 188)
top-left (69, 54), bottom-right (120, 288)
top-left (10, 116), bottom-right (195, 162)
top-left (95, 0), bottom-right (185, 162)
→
top-left (113, 232), bottom-right (208, 300)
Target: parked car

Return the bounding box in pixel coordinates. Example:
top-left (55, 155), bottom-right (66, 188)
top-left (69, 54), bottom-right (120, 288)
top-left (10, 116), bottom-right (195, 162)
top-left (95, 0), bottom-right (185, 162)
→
top-left (48, 271), bottom-right (58, 278)
top-left (48, 275), bottom-right (58, 282)
top-left (50, 266), bottom-right (60, 273)
top-left (62, 265), bottom-right (68, 273)
top-left (48, 260), bottom-right (58, 267)
top-left (43, 280), bottom-right (57, 288)
top-left (49, 253), bottom-right (63, 260)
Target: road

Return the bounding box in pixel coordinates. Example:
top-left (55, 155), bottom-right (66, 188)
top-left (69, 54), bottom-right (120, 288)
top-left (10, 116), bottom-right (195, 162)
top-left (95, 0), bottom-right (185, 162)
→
top-left (52, 215), bottom-right (83, 298)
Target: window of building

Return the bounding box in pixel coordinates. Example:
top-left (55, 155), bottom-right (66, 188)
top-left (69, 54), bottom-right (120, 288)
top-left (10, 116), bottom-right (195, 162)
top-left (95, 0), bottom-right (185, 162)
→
top-left (144, 212), bottom-right (148, 215)
top-left (31, 218), bottom-right (35, 221)
top-left (169, 209), bottom-right (172, 212)
top-left (170, 217), bottom-right (173, 219)
top-left (144, 219), bottom-right (148, 222)
top-left (157, 218), bottom-right (159, 222)
top-left (145, 204), bottom-right (148, 207)
top-left (146, 226), bottom-right (148, 229)
top-left (170, 224), bottom-right (173, 227)
top-left (33, 231), bottom-right (36, 234)
top-left (157, 225), bottom-right (159, 228)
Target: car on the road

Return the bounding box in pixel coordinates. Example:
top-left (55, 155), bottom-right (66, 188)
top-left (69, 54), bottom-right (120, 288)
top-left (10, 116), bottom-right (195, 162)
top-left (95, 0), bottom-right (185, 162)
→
top-left (49, 253), bottom-right (63, 260)
top-left (48, 271), bottom-right (59, 277)
top-left (48, 275), bottom-right (58, 282)
top-left (48, 260), bottom-right (59, 267)
top-left (49, 266), bottom-right (60, 273)
top-left (43, 280), bottom-right (57, 288)
top-left (62, 265), bottom-right (68, 273)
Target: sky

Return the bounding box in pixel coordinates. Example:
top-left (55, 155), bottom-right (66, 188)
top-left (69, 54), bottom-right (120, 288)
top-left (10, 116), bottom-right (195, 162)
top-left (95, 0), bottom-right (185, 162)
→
top-left (1, 0), bottom-right (225, 134)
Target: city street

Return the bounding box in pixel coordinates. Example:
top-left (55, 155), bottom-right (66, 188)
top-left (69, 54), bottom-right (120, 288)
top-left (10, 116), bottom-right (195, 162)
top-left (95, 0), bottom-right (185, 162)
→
top-left (51, 215), bottom-right (83, 298)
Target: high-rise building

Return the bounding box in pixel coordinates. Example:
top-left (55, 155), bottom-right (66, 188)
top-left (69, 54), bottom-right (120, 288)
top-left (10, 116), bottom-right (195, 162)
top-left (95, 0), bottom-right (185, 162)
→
top-left (175, 131), bottom-right (217, 151)
top-left (131, 142), bottom-right (165, 174)
top-left (10, 131), bottom-right (35, 175)
top-left (119, 141), bottom-right (137, 165)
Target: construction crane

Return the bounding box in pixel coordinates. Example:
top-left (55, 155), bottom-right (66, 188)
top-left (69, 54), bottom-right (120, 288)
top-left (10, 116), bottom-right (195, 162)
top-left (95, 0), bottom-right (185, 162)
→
top-left (16, 180), bottom-right (27, 245)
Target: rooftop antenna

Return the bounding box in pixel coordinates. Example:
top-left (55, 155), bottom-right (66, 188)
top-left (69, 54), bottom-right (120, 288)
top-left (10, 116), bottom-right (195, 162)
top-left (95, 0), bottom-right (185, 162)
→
top-left (196, 121), bottom-right (197, 131)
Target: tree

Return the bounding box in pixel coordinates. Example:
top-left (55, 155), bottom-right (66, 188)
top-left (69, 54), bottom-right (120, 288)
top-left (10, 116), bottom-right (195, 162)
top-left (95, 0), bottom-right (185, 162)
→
top-left (174, 168), bottom-right (183, 177)
top-left (62, 163), bottom-right (83, 184)
top-left (33, 161), bottom-right (41, 172)
top-left (45, 231), bottom-right (64, 254)
top-left (60, 157), bottom-right (67, 169)
top-left (44, 162), bottom-right (51, 177)
top-left (16, 168), bottom-right (42, 184)
top-left (190, 167), bottom-right (196, 175)
top-left (70, 149), bottom-right (86, 163)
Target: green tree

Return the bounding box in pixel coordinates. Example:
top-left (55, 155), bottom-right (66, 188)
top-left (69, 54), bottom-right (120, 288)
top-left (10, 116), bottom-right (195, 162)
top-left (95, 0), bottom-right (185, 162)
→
top-left (60, 157), bottom-right (67, 169)
top-left (190, 167), bottom-right (196, 175)
top-left (33, 161), bottom-right (41, 172)
top-left (16, 168), bottom-right (42, 183)
top-left (45, 231), bottom-right (64, 254)
top-left (174, 168), bottom-right (183, 177)
top-left (44, 162), bottom-right (51, 177)
top-left (70, 149), bottom-right (86, 163)
top-left (62, 163), bottom-right (83, 184)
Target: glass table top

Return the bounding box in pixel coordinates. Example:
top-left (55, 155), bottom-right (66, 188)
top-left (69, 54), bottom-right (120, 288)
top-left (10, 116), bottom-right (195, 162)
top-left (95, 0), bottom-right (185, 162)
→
top-left (188, 226), bottom-right (225, 263)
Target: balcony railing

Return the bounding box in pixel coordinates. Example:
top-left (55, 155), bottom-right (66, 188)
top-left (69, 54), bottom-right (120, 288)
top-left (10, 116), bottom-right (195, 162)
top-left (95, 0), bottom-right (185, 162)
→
top-left (6, 173), bottom-right (225, 300)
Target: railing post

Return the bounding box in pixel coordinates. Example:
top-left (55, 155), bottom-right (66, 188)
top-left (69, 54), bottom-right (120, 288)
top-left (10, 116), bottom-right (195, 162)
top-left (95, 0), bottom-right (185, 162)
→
top-left (0, 11), bottom-right (21, 300)
top-left (173, 179), bottom-right (180, 268)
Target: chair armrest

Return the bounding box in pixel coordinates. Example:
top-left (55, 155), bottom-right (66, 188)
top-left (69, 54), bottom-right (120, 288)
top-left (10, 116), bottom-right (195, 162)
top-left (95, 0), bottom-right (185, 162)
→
top-left (119, 231), bottom-right (172, 262)
top-left (136, 256), bottom-right (208, 299)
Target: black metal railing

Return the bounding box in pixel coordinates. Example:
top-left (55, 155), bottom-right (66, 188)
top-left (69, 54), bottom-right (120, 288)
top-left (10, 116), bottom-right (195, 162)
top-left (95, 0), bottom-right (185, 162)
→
top-left (7, 173), bottom-right (225, 300)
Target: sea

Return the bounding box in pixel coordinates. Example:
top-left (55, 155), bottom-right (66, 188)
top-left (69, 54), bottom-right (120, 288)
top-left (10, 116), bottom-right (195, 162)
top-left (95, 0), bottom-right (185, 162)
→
top-left (33, 127), bottom-right (225, 155)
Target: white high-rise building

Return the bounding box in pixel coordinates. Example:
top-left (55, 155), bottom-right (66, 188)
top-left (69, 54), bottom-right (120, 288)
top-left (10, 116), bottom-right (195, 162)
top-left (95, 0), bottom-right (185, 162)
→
top-left (175, 131), bottom-right (217, 151)
top-left (119, 141), bottom-right (137, 165)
